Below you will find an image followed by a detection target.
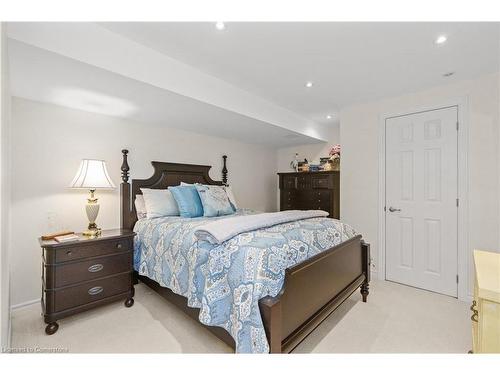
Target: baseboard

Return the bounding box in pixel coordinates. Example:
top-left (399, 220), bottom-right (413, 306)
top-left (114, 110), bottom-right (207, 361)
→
top-left (10, 298), bottom-right (39, 312)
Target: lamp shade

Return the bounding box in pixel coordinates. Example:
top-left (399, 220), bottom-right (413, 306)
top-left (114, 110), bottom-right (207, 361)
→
top-left (69, 159), bottom-right (116, 189)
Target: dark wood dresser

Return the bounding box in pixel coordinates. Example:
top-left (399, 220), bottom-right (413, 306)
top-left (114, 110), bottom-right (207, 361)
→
top-left (39, 229), bottom-right (136, 335)
top-left (278, 171), bottom-right (340, 218)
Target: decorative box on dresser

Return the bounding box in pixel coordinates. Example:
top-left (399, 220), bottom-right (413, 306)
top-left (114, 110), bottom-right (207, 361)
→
top-left (278, 171), bottom-right (340, 218)
top-left (471, 249), bottom-right (500, 353)
top-left (39, 229), bottom-right (136, 335)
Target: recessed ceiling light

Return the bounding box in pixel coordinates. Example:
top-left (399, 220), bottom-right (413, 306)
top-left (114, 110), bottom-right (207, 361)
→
top-left (435, 35), bottom-right (447, 44)
top-left (305, 81), bottom-right (313, 88)
top-left (443, 72), bottom-right (455, 77)
top-left (215, 22), bottom-right (225, 30)
top-left (326, 115), bottom-right (332, 119)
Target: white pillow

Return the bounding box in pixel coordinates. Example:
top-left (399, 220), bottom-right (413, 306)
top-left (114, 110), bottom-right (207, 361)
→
top-left (140, 188), bottom-right (180, 218)
top-left (224, 186), bottom-right (238, 209)
top-left (135, 195), bottom-right (147, 219)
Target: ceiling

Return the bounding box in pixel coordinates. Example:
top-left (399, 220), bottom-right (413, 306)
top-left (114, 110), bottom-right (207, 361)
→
top-left (101, 22), bottom-right (500, 123)
top-left (7, 22), bottom-right (500, 148)
top-left (8, 40), bottom-right (320, 146)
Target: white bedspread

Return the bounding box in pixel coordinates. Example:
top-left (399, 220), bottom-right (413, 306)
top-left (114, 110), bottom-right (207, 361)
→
top-left (194, 209), bottom-right (329, 244)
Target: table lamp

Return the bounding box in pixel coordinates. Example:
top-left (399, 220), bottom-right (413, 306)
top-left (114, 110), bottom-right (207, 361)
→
top-left (69, 159), bottom-right (116, 236)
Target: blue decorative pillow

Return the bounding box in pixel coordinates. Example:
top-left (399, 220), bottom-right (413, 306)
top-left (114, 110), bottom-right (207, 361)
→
top-left (195, 184), bottom-right (235, 217)
top-left (169, 185), bottom-right (204, 218)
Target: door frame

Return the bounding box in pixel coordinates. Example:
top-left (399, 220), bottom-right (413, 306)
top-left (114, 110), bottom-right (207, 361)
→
top-left (377, 97), bottom-right (470, 301)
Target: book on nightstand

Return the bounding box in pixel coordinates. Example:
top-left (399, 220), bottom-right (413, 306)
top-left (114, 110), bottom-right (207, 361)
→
top-left (53, 234), bottom-right (80, 243)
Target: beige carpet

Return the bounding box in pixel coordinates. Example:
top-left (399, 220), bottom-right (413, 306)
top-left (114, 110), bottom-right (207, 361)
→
top-left (10, 280), bottom-right (471, 353)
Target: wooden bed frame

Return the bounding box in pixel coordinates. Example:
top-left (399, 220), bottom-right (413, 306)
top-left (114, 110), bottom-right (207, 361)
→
top-left (119, 149), bottom-right (370, 353)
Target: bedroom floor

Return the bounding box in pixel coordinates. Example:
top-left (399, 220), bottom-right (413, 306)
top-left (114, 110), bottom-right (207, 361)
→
top-left (10, 280), bottom-right (471, 353)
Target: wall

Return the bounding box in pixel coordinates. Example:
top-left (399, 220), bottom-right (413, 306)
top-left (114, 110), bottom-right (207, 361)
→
top-left (10, 97), bottom-right (278, 306)
top-left (0, 23), bottom-right (12, 348)
top-left (277, 123), bottom-right (340, 173)
top-left (340, 72), bottom-right (500, 298)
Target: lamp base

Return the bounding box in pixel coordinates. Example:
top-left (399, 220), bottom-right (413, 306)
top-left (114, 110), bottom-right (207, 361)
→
top-left (82, 228), bottom-right (101, 237)
top-left (84, 190), bottom-right (101, 237)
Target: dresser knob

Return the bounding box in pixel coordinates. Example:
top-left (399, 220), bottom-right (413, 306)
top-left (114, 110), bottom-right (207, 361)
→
top-left (88, 264), bottom-right (104, 273)
top-left (116, 243), bottom-right (123, 249)
top-left (66, 250), bottom-right (72, 256)
top-left (88, 286), bottom-right (104, 296)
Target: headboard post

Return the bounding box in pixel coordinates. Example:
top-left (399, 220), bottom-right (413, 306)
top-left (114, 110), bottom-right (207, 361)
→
top-left (121, 149), bottom-right (130, 183)
top-left (120, 149), bottom-right (132, 230)
top-left (222, 155), bottom-right (228, 185)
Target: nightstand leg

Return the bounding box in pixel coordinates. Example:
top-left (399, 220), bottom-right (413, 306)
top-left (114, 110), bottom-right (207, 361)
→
top-left (125, 298), bottom-right (134, 308)
top-left (45, 321), bottom-right (59, 335)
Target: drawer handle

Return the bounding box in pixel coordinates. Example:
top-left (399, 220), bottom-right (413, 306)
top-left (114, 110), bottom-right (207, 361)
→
top-left (470, 300), bottom-right (478, 322)
top-left (116, 243), bottom-right (123, 249)
top-left (88, 286), bottom-right (104, 296)
top-left (66, 250), bottom-right (72, 256)
top-left (88, 264), bottom-right (104, 273)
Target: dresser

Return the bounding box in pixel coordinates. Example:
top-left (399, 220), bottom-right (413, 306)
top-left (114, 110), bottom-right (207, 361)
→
top-left (278, 171), bottom-right (340, 219)
top-left (39, 229), bottom-right (136, 335)
top-left (471, 249), bottom-right (500, 353)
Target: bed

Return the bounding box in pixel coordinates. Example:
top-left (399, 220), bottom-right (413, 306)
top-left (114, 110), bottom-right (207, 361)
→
top-left (119, 150), bottom-right (370, 353)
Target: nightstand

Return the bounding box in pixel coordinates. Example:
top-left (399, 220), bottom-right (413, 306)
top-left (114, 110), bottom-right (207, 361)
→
top-left (39, 229), bottom-right (136, 335)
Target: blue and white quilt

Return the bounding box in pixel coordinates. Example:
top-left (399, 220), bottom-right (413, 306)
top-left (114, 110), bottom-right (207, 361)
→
top-left (134, 209), bottom-right (356, 353)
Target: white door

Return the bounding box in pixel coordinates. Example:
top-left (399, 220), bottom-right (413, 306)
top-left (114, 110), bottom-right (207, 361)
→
top-left (385, 106), bottom-right (458, 297)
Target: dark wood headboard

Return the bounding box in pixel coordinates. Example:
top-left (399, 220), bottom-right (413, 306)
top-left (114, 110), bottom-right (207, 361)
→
top-left (120, 149), bottom-right (228, 230)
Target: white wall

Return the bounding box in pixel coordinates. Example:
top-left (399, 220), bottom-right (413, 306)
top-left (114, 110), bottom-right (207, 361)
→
top-left (10, 97), bottom-right (278, 306)
top-left (0, 23), bottom-right (12, 348)
top-left (277, 123), bottom-right (340, 173)
top-left (340, 72), bottom-right (500, 298)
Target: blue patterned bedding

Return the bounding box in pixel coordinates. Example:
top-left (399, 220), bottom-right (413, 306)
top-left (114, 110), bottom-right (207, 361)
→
top-left (133, 209), bottom-right (357, 353)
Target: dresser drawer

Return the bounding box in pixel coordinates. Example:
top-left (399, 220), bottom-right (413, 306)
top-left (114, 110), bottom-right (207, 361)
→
top-left (51, 273), bottom-right (131, 312)
top-left (296, 175), bottom-right (310, 190)
top-left (311, 175), bottom-right (333, 189)
top-left (281, 203), bottom-right (295, 210)
top-left (55, 238), bottom-right (132, 263)
top-left (282, 190), bottom-right (297, 204)
top-left (311, 190), bottom-right (331, 201)
top-left (50, 252), bottom-right (132, 288)
top-left (282, 176), bottom-right (296, 189)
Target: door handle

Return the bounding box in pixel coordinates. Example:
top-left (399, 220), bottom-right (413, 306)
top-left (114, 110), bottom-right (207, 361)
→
top-left (388, 207), bottom-right (402, 212)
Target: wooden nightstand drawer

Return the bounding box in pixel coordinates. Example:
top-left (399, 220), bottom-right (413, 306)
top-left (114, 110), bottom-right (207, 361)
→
top-left (55, 238), bottom-right (132, 263)
top-left (49, 252), bottom-right (132, 288)
top-left (50, 273), bottom-right (131, 312)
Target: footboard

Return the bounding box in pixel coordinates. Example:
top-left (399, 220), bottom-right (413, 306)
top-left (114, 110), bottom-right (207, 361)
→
top-left (259, 235), bottom-right (370, 353)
